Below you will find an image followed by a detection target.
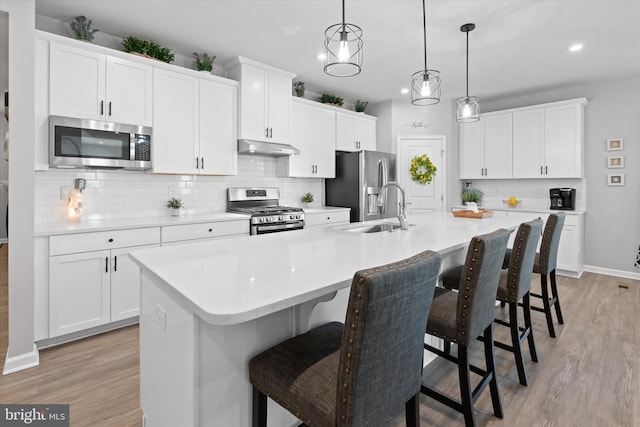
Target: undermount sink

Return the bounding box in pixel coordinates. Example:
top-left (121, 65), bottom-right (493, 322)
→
top-left (343, 223), bottom-right (414, 233)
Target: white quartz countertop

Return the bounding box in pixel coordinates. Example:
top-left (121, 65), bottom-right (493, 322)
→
top-left (130, 211), bottom-right (540, 326)
top-left (452, 205), bottom-right (586, 215)
top-left (34, 212), bottom-right (249, 236)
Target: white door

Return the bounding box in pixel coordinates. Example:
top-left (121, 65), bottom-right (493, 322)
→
top-left (544, 103), bottom-right (582, 178)
top-left (313, 107), bottom-right (336, 178)
top-left (458, 120), bottom-right (484, 179)
top-left (111, 244), bottom-right (159, 322)
top-left (238, 64), bottom-right (268, 141)
top-left (199, 79), bottom-right (237, 175)
top-left (267, 71), bottom-right (292, 144)
top-left (106, 56), bottom-right (153, 126)
top-left (513, 109), bottom-right (545, 178)
top-left (356, 117), bottom-right (377, 151)
top-left (287, 101), bottom-right (315, 177)
top-left (398, 136), bottom-right (445, 215)
top-left (483, 113), bottom-right (512, 179)
top-left (336, 113), bottom-right (357, 151)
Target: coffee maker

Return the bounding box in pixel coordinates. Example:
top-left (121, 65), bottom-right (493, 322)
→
top-left (549, 188), bottom-right (576, 210)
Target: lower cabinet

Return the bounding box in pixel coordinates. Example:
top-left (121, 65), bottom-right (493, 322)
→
top-left (161, 220), bottom-right (249, 245)
top-left (48, 228), bottom-right (160, 338)
top-left (304, 209), bottom-right (350, 228)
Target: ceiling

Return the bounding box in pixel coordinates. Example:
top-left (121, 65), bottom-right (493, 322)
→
top-left (35, 0), bottom-right (640, 105)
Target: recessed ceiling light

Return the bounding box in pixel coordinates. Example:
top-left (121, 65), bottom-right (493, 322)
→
top-left (569, 43), bottom-right (583, 52)
top-left (317, 53), bottom-right (327, 61)
top-left (401, 88), bottom-right (409, 94)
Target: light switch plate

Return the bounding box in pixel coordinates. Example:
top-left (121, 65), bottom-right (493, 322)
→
top-left (155, 304), bottom-right (167, 331)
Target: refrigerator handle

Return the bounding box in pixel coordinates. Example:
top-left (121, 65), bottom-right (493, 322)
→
top-left (379, 158), bottom-right (389, 215)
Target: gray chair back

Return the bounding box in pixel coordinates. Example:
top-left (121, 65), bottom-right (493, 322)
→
top-left (505, 219), bottom-right (543, 301)
top-left (336, 250), bottom-right (441, 426)
top-left (539, 212), bottom-right (566, 274)
top-left (456, 229), bottom-right (510, 346)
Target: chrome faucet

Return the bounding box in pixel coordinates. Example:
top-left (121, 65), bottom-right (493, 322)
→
top-left (377, 181), bottom-right (408, 230)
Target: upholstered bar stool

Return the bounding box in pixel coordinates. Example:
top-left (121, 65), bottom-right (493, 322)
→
top-left (440, 219), bottom-right (543, 386)
top-left (503, 212), bottom-right (566, 338)
top-left (422, 229), bottom-right (510, 427)
top-left (249, 250), bottom-right (441, 427)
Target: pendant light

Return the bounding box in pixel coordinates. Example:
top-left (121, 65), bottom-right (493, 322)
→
top-left (456, 23), bottom-right (480, 122)
top-left (411, 0), bottom-right (440, 105)
top-left (324, 0), bottom-right (363, 77)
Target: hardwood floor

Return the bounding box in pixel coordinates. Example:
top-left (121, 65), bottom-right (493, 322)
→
top-left (0, 242), bottom-right (638, 426)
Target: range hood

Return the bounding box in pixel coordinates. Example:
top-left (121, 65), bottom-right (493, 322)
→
top-left (238, 139), bottom-right (300, 156)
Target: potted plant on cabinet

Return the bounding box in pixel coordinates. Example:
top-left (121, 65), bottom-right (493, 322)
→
top-left (354, 100), bottom-right (368, 113)
top-left (320, 94), bottom-right (344, 107)
top-left (122, 36), bottom-right (175, 63)
top-left (70, 16), bottom-right (99, 41)
top-left (194, 52), bottom-right (216, 72)
top-left (167, 197), bottom-right (183, 216)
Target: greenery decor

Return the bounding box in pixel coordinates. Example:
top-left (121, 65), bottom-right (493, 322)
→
top-left (194, 52), bottom-right (216, 71)
top-left (409, 154), bottom-right (437, 185)
top-left (301, 192), bottom-right (314, 203)
top-left (354, 100), bottom-right (368, 113)
top-left (461, 188), bottom-right (482, 204)
top-left (122, 36), bottom-right (175, 63)
top-left (320, 94), bottom-right (344, 106)
top-left (70, 16), bottom-right (98, 41)
top-left (166, 197), bottom-right (183, 209)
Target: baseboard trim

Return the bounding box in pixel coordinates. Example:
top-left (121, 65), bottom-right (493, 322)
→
top-left (584, 265), bottom-right (640, 281)
top-left (2, 343), bottom-right (40, 375)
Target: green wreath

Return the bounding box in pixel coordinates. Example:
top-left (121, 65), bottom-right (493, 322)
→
top-left (409, 154), bottom-right (437, 184)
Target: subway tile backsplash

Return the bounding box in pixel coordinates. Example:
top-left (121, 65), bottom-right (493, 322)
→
top-left (34, 155), bottom-right (323, 225)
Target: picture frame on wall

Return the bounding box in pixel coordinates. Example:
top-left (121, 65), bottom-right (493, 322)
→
top-left (606, 138), bottom-right (624, 151)
top-left (608, 174), bottom-right (625, 186)
top-left (607, 156), bottom-right (624, 168)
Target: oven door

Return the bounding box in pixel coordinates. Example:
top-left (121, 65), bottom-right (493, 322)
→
top-left (252, 221), bottom-right (305, 235)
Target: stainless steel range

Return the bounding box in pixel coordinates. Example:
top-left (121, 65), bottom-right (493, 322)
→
top-left (227, 187), bottom-right (305, 235)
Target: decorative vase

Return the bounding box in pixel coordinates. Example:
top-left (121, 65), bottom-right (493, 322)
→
top-left (171, 208), bottom-right (180, 217)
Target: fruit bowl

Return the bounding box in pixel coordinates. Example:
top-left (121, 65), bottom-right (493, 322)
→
top-left (502, 196), bottom-right (521, 208)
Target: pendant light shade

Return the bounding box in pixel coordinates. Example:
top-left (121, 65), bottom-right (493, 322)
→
top-left (411, 0), bottom-right (440, 105)
top-left (324, 0), bottom-right (363, 77)
top-left (457, 23), bottom-right (480, 122)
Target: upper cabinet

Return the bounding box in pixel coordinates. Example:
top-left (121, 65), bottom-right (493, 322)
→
top-left (153, 68), bottom-right (238, 175)
top-left (460, 98), bottom-right (587, 180)
top-left (276, 98), bottom-right (336, 178)
top-left (336, 111), bottom-right (377, 151)
top-left (225, 57), bottom-right (296, 145)
top-left (513, 100), bottom-right (585, 178)
top-left (459, 112), bottom-right (512, 179)
top-left (49, 42), bottom-right (152, 126)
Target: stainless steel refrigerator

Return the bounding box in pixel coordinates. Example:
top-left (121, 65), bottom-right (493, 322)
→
top-left (325, 150), bottom-right (397, 223)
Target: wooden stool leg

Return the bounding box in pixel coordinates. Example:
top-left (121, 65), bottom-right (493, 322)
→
top-left (523, 293), bottom-right (538, 363)
top-left (457, 345), bottom-right (476, 427)
top-left (252, 386), bottom-right (268, 427)
top-left (540, 274), bottom-right (556, 338)
top-left (484, 324), bottom-right (504, 419)
top-left (509, 301), bottom-right (528, 386)
top-left (550, 270), bottom-right (564, 324)
top-left (405, 392), bottom-right (420, 427)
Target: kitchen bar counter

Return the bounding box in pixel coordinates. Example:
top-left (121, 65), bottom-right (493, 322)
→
top-left (131, 211), bottom-right (539, 427)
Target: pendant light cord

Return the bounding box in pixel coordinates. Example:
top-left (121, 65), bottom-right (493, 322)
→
top-left (465, 30), bottom-right (469, 97)
top-left (422, 0), bottom-right (428, 71)
top-left (342, 0), bottom-right (346, 28)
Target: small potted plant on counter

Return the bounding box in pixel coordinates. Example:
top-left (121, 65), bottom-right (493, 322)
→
top-left (301, 192), bottom-right (314, 208)
top-left (461, 188), bottom-right (482, 206)
top-left (194, 52), bottom-right (216, 73)
top-left (167, 197), bottom-right (183, 216)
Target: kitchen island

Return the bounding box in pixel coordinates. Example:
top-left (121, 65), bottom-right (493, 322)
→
top-left (130, 210), bottom-right (539, 426)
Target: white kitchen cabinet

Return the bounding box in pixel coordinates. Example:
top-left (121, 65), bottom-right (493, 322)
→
top-left (49, 228), bottom-right (160, 338)
top-left (276, 99), bottom-right (336, 178)
top-left (336, 111), bottom-right (377, 151)
top-left (153, 68), bottom-right (238, 175)
top-left (226, 57), bottom-right (295, 144)
top-left (49, 41), bottom-right (152, 126)
top-left (304, 209), bottom-right (351, 228)
top-left (161, 220), bottom-right (249, 245)
top-left (459, 112), bottom-right (512, 179)
top-left (512, 102), bottom-right (584, 178)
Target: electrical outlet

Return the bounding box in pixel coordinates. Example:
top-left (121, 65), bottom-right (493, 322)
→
top-left (155, 304), bottom-right (167, 331)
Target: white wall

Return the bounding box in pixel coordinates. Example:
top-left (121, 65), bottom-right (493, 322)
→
top-left (36, 156), bottom-right (323, 225)
top-left (469, 76), bottom-right (640, 274)
top-left (0, 11), bottom-right (7, 241)
top-left (0, 0), bottom-right (38, 374)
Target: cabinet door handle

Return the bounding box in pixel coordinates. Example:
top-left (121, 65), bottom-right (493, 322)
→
top-left (114, 255), bottom-right (117, 272)
top-left (196, 157), bottom-right (199, 169)
top-left (269, 128), bottom-right (273, 138)
top-left (108, 101), bottom-right (112, 117)
top-left (201, 157), bottom-right (204, 170)
top-left (540, 166), bottom-right (543, 175)
top-left (105, 257), bottom-right (109, 273)
top-left (100, 100), bottom-right (104, 116)
top-left (545, 166), bottom-right (548, 175)
top-left (108, 238), bottom-right (114, 243)
top-left (265, 127), bottom-right (269, 138)
top-left (485, 168), bottom-right (488, 176)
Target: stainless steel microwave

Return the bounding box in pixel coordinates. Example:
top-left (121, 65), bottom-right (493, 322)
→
top-left (49, 116), bottom-right (152, 170)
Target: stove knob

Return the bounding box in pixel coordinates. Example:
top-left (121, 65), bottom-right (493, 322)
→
top-left (279, 215), bottom-right (285, 221)
top-left (259, 218), bottom-right (265, 223)
top-left (296, 214), bottom-right (301, 219)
